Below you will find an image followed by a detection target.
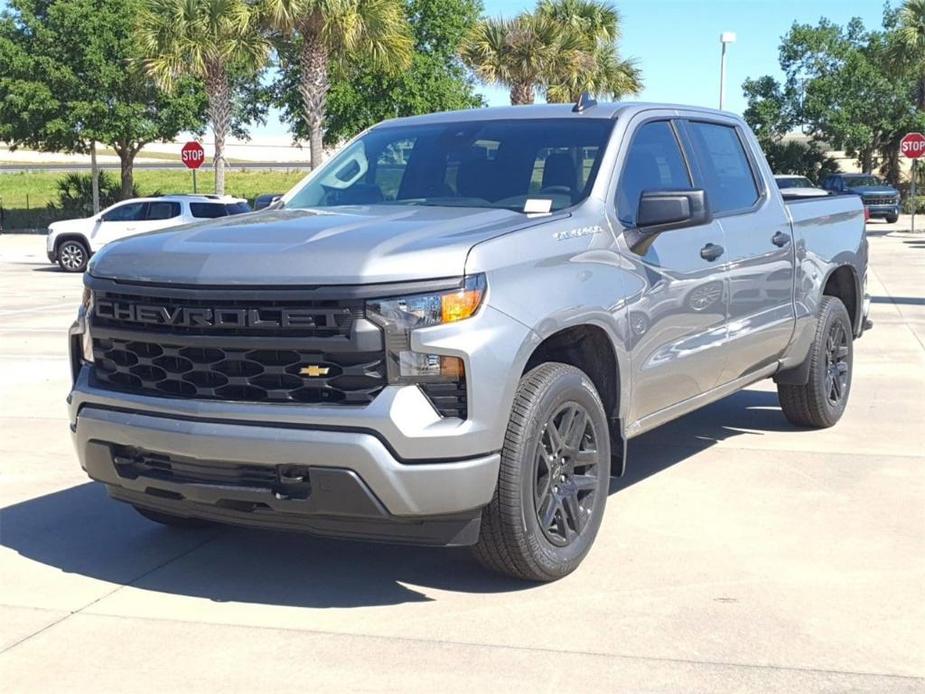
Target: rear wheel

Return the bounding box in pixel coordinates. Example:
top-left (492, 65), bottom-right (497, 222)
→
top-left (57, 239), bottom-right (89, 272)
top-left (473, 363), bottom-right (610, 581)
top-left (777, 296), bottom-right (853, 428)
top-left (133, 506), bottom-right (212, 529)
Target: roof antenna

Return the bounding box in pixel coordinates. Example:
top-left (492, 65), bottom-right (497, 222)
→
top-left (573, 92), bottom-right (597, 113)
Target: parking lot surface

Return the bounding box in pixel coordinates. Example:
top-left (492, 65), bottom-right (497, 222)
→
top-left (1, 231), bottom-right (923, 692)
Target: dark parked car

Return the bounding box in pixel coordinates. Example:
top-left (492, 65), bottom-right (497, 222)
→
top-left (820, 173), bottom-right (900, 222)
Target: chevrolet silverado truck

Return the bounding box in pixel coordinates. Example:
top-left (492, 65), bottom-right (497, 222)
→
top-left (68, 101), bottom-right (870, 581)
top-left (820, 173), bottom-right (900, 222)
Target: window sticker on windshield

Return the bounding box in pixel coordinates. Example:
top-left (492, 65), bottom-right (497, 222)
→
top-left (524, 198), bottom-right (553, 214)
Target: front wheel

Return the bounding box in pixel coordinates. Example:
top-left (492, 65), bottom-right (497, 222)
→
top-left (885, 214), bottom-right (899, 224)
top-left (473, 363), bottom-right (610, 581)
top-left (57, 239), bottom-right (89, 272)
top-left (777, 296), bottom-right (853, 428)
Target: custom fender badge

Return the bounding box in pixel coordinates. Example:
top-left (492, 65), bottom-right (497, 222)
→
top-left (554, 225), bottom-right (603, 241)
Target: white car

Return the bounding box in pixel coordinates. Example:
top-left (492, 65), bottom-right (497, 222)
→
top-left (47, 194), bottom-right (251, 272)
top-left (773, 175), bottom-right (830, 198)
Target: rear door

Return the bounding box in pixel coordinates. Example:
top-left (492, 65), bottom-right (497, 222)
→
top-left (143, 200), bottom-right (182, 231)
top-left (680, 118), bottom-right (794, 383)
top-left (612, 116), bottom-right (729, 423)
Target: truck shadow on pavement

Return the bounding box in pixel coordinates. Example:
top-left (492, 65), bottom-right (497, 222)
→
top-left (2, 388), bottom-right (789, 607)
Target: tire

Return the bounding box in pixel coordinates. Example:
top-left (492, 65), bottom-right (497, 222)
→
top-left (886, 214), bottom-right (899, 224)
top-left (473, 363), bottom-right (611, 581)
top-left (57, 238), bottom-right (89, 272)
top-left (133, 506), bottom-right (212, 529)
top-left (777, 296), bottom-right (853, 428)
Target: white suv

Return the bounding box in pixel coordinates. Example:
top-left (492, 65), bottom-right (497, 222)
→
top-left (47, 194), bottom-right (251, 272)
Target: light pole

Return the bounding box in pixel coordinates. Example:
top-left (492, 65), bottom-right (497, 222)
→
top-left (719, 32), bottom-right (736, 110)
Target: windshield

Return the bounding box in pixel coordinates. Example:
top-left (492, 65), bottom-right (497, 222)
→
top-left (777, 177), bottom-right (812, 189)
top-left (845, 175), bottom-right (881, 187)
top-left (284, 119), bottom-right (614, 213)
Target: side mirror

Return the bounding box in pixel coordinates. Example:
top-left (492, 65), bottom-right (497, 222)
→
top-left (636, 189), bottom-right (711, 233)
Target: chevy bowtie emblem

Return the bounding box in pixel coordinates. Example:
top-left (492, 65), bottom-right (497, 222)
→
top-left (299, 365), bottom-right (330, 377)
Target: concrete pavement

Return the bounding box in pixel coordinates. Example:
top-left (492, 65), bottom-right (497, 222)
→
top-left (0, 232), bottom-right (923, 692)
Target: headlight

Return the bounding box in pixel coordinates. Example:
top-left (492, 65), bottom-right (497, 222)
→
top-left (80, 286), bottom-right (94, 363)
top-left (366, 274), bottom-right (485, 384)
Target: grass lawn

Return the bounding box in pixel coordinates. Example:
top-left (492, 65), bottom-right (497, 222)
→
top-left (0, 168), bottom-right (308, 210)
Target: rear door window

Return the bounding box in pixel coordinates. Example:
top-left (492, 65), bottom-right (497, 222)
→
top-left (685, 121), bottom-right (760, 213)
top-left (190, 203), bottom-right (228, 219)
top-left (146, 201), bottom-right (181, 220)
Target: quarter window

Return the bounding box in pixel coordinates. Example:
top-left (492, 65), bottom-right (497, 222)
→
top-left (686, 122), bottom-right (759, 213)
top-left (190, 203), bottom-right (227, 219)
top-left (616, 121), bottom-right (692, 226)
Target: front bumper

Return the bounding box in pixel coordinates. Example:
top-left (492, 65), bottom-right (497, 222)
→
top-left (72, 405), bottom-right (499, 545)
top-left (864, 203), bottom-right (899, 218)
top-left (68, 302), bottom-right (535, 545)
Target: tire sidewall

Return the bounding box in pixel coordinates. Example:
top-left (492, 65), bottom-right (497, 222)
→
top-left (812, 299), bottom-right (853, 424)
top-left (516, 366), bottom-right (611, 576)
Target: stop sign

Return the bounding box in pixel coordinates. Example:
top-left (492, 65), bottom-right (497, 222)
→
top-left (181, 141), bottom-right (205, 169)
top-left (900, 132), bottom-right (925, 159)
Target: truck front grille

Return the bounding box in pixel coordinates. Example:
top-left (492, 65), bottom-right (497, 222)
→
top-left (863, 196), bottom-right (896, 205)
top-left (88, 282), bottom-right (387, 405)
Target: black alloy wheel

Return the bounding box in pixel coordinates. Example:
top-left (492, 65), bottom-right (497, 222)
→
top-left (533, 403), bottom-right (602, 547)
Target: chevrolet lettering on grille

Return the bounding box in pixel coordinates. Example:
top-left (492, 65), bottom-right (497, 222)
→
top-left (94, 299), bottom-right (319, 329)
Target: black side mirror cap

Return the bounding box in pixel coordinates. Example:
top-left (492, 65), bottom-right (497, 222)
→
top-left (636, 189), bottom-right (711, 233)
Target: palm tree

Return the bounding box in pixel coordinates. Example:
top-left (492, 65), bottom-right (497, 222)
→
top-left (137, 0), bottom-right (268, 194)
top-left (892, 0), bottom-right (925, 110)
top-left (460, 13), bottom-right (581, 105)
top-left (262, 0), bottom-right (413, 169)
top-left (537, 0), bottom-right (641, 102)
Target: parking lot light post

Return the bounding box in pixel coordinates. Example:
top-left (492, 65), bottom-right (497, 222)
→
top-left (719, 32), bottom-right (736, 110)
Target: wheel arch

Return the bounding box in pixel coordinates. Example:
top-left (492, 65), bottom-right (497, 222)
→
top-left (522, 322), bottom-right (627, 476)
top-left (54, 232), bottom-right (91, 254)
top-left (822, 264), bottom-right (860, 334)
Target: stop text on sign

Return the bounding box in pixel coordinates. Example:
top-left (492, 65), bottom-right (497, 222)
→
top-left (900, 132), bottom-right (925, 159)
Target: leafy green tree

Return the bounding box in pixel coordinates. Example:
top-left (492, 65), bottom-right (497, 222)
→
top-left (891, 0), bottom-right (925, 109)
top-left (0, 0), bottom-right (205, 198)
top-left (137, 0), bottom-right (269, 194)
top-left (536, 0), bottom-right (641, 102)
top-left (742, 14), bottom-right (925, 184)
top-left (274, 0), bottom-right (485, 145)
top-left (262, 0), bottom-right (413, 169)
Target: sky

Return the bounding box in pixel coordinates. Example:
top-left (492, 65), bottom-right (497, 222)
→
top-left (248, 0), bottom-right (888, 139)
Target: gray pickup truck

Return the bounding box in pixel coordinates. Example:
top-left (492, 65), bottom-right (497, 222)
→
top-left (68, 101), bottom-right (869, 581)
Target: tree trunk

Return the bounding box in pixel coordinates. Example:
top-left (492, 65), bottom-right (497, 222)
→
top-left (918, 75), bottom-right (925, 111)
top-left (204, 61), bottom-right (231, 195)
top-left (116, 146), bottom-right (136, 200)
top-left (299, 31), bottom-right (329, 171)
top-left (90, 142), bottom-right (100, 213)
top-left (510, 82), bottom-right (535, 105)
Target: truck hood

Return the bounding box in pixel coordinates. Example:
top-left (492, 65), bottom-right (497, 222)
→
top-left (89, 205), bottom-right (556, 285)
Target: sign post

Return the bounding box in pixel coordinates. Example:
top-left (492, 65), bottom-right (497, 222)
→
top-left (900, 132), bottom-right (925, 233)
top-left (181, 141), bottom-right (206, 194)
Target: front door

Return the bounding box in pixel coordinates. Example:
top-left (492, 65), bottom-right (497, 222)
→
top-left (612, 117), bottom-right (730, 425)
top-left (681, 119), bottom-right (794, 383)
top-left (91, 201), bottom-right (149, 249)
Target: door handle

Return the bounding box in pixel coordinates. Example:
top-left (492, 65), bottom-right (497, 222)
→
top-left (700, 243), bottom-right (725, 261)
top-left (771, 231), bottom-right (790, 247)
